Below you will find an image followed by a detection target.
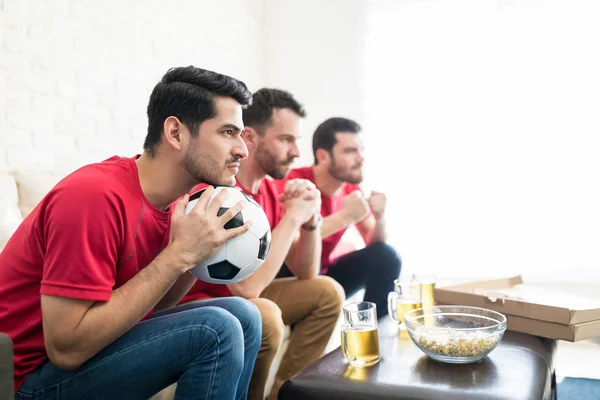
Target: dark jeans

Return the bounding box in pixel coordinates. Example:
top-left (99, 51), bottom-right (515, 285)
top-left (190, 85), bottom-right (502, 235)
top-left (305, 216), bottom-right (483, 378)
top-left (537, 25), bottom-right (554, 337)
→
top-left (16, 298), bottom-right (262, 400)
top-left (279, 242), bottom-right (401, 319)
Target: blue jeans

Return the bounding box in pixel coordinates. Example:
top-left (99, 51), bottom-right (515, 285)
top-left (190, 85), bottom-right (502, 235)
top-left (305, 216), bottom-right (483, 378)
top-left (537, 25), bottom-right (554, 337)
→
top-left (16, 297), bottom-right (262, 400)
top-left (326, 243), bottom-right (401, 319)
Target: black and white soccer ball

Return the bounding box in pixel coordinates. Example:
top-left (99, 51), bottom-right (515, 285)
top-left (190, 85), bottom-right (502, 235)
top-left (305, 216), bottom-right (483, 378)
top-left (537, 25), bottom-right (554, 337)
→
top-left (185, 186), bottom-right (271, 284)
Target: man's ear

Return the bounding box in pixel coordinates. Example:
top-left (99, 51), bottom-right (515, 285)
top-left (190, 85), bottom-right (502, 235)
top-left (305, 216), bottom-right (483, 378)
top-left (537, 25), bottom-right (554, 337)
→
top-left (163, 116), bottom-right (185, 151)
top-left (243, 126), bottom-right (259, 151)
top-left (315, 148), bottom-right (330, 165)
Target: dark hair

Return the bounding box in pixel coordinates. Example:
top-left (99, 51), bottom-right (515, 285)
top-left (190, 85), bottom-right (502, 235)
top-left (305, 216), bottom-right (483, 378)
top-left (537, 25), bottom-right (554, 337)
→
top-left (242, 88), bottom-right (306, 135)
top-left (312, 117), bottom-right (362, 164)
top-left (144, 66), bottom-right (253, 156)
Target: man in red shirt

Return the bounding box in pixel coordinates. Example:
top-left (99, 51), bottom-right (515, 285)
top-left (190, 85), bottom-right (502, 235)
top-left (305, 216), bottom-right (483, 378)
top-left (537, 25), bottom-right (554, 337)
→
top-left (278, 117), bottom-right (401, 319)
top-left (182, 89), bottom-right (344, 400)
top-left (0, 66), bottom-right (262, 400)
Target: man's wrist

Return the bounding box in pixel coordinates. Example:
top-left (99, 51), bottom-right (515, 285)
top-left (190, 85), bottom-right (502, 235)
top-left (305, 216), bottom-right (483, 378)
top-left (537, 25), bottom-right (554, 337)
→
top-left (161, 244), bottom-right (193, 276)
top-left (373, 213), bottom-right (386, 223)
top-left (340, 209), bottom-right (357, 226)
top-left (301, 214), bottom-right (323, 231)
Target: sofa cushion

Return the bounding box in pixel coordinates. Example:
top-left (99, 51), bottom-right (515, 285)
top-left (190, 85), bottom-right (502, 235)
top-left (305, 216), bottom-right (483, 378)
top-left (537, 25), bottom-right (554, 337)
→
top-left (0, 172), bottom-right (24, 251)
top-left (12, 170), bottom-right (66, 218)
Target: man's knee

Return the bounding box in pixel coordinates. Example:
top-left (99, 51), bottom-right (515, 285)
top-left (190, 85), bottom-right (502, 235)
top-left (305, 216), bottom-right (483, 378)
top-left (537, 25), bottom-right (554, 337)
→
top-left (223, 297), bottom-right (263, 337)
top-left (250, 298), bottom-right (284, 351)
top-left (312, 276), bottom-right (345, 311)
top-left (185, 307), bottom-right (245, 361)
top-left (368, 242), bottom-right (401, 276)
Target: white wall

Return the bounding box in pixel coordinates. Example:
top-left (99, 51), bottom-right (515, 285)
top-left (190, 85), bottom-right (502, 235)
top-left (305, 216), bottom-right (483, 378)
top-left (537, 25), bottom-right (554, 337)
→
top-left (0, 0), bottom-right (368, 174)
top-left (262, 0), bottom-right (368, 167)
top-left (0, 0), bottom-right (265, 173)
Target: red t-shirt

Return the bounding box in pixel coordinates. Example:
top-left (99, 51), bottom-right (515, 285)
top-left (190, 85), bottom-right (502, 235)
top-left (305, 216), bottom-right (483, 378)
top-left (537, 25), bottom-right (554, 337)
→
top-left (179, 177), bottom-right (284, 303)
top-left (0, 156), bottom-right (171, 392)
top-left (282, 166), bottom-right (364, 273)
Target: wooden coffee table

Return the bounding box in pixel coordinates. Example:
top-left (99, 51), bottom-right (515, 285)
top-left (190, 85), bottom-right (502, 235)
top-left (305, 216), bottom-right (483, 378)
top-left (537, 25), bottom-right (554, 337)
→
top-left (279, 319), bottom-right (557, 400)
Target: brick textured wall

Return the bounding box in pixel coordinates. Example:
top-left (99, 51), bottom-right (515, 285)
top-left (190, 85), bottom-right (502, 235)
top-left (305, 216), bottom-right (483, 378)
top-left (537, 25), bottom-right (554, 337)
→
top-left (0, 0), bottom-right (264, 173)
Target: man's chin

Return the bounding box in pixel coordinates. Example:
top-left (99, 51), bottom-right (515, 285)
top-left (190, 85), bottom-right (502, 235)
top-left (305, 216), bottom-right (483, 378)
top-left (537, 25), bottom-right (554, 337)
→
top-left (344, 173), bottom-right (363, 185)
top-left (219, 177), bottom-right (236, 187)
top-left (197, 177), bottom-right (235, 188)
top-left (266, 167), bottom-right (289, 180)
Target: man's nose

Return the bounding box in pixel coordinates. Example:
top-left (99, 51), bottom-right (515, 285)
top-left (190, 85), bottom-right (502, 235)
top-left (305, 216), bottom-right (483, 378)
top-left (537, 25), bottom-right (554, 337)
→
top-left (289, 142), bottom-right (300, 159)
top-left (234, 137), bottom-right (249, 159)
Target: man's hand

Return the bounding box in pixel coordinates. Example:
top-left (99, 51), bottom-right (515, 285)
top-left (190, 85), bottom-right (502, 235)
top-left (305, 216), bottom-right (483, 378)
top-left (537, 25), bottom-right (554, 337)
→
top-left (341, 190), bottom-right (370, 224)
top-left (279, 179), bottom-right (322, 226)
top-left (367, 190), bottom-right (386, 221)
top-left (278, 178), bottom-right (318, 202)
top-left (282, 194), bottom-right (322, 226)
top-left (169, 187), bottom-right (251, 271)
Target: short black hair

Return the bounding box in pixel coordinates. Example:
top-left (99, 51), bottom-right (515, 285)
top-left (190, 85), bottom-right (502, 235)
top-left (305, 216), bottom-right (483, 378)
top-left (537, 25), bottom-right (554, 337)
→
top-left (312, 117), bottom-right (361, 164)
top-left (242, 88), bottom-right (306, 135)
top-left (144, 66), bottom-right (252, 156)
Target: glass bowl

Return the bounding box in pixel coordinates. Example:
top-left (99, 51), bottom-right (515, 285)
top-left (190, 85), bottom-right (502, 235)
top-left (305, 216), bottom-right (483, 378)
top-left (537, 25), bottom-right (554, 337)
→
top-left (404, 305), bottom-right (507, 364)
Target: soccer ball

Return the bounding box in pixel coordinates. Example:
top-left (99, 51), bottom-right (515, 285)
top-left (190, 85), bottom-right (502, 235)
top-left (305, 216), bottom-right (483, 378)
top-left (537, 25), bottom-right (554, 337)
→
top-left (185, 186), bottom-right (271, 284)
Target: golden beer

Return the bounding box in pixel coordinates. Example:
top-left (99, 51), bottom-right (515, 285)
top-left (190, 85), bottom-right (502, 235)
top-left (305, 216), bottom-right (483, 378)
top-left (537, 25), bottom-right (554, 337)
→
top-left (420, 281), bottom-right (436, 308)
top-left (397, 300), bottom-right (422, 324)
top-left (343, 365), bottom-right (369, 381)
top-left (341, 326), bottom-right (380, 366)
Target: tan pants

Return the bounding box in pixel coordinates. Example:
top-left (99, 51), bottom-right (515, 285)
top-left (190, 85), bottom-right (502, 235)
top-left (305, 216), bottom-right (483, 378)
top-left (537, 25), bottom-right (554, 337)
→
top-left (248, 276), bottom-right (344, 400)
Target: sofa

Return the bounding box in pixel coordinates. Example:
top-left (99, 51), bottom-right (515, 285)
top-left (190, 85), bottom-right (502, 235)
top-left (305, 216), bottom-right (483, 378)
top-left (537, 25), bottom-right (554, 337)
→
top-left (0, 169), bottom-right (355, 399)
top-left (0, 333), bottom-right (13, 400)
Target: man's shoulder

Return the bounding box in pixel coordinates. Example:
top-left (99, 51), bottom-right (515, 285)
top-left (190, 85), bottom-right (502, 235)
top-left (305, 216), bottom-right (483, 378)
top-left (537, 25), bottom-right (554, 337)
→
top-left (51, 156), bottom-right (137, 203)
top-left (287, 166), bottom-right (314, 181)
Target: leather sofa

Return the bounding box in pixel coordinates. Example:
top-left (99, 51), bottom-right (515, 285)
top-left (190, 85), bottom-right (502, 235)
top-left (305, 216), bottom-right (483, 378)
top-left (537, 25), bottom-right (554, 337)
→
top-left (0, 333), bottom-right (13, 400)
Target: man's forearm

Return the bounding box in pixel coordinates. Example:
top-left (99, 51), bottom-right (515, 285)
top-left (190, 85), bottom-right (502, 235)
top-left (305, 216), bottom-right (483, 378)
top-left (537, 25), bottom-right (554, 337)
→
top-left (287, 227), bottom-right (321, 279)
top-left (367, 218), bottom-right (388, 245)
top-left (321, 212), bottom-right (352, 239)
top-left (56, 247), bottom-right (187, 365)
top-left (154, 271), bottom-right (197, 311)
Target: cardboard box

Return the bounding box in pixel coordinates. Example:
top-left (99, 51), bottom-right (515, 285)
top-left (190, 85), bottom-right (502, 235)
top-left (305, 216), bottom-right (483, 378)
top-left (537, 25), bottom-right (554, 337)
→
top-left (434, 275), bottom-right (600, 341)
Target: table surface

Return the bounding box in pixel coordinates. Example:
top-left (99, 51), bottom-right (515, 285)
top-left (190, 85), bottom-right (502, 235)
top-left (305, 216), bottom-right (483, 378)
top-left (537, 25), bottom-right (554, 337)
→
top-left (279, 318), bottom-right (557, 400)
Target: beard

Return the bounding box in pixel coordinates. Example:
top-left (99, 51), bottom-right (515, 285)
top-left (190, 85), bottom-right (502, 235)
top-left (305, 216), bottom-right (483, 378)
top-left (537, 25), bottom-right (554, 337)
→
top-left (329, 159), bottom-right (363, 184)
top-left (255, 144), bottom-right (295, 180)
top-left (181, 139), bottom-right (237, 187)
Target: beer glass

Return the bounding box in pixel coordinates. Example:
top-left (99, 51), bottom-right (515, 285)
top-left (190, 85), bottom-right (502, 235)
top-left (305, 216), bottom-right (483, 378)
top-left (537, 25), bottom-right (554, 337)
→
top-left (413, 272), bottom-right (437, 308)
top-left (341, 301), bottom-right (380, 367)
top-left (388, 279), bottom-right (422, 330)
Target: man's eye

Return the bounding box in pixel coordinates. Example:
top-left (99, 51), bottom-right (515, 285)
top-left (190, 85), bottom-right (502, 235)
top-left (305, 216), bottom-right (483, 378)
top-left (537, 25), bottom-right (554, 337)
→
top-left (223, 130), bottom-right (234, 136)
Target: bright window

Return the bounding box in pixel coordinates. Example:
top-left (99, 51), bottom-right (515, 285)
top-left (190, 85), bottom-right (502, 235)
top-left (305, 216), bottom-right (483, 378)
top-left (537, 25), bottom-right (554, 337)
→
top-left (364, 0), bottom-right (600, 282)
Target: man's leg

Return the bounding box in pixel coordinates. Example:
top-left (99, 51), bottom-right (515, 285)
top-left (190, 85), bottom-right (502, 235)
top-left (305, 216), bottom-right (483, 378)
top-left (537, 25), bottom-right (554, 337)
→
top-left (16, 298), bottom-right (261, 400)
top-left (151, 297), bottom-right (263, 400)
top-left (260, 276), bottom-right (345, 399)
top-left (326, 242), bottom-right (401, 318)
top-left (246, 298), bottom-right (285, 400)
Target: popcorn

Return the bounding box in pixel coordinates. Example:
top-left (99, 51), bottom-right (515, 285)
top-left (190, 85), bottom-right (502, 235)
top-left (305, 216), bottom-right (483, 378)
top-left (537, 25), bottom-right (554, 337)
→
top-left (413, 326), bottom-right (501, 358)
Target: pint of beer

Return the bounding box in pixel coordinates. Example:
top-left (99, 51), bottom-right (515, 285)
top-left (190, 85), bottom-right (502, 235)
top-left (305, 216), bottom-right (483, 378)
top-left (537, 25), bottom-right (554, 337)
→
top-left (413, 272), bottom-right (437, 308)
top-left (388, 279), bottom-right (422, 330)
top-left (341, 301), bottom-right (380, 367)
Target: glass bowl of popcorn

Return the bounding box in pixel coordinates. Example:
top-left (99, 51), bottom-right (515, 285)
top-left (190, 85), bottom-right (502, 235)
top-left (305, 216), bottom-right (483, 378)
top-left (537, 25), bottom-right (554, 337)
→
top-left (404, 305), bottom-right (507, 364)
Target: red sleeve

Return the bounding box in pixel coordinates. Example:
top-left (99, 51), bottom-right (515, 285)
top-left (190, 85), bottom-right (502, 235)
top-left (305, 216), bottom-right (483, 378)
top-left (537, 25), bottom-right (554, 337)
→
top-left (40, 183), bottom-right (122, 302)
